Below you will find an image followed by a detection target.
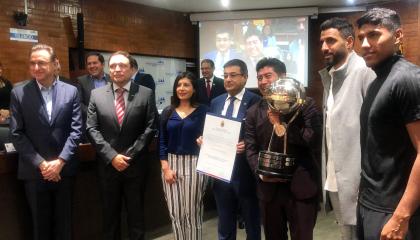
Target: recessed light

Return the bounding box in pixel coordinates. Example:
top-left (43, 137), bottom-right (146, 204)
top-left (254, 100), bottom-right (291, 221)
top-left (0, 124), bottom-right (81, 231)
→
top-left (221, 0), bottom-right (229, 8)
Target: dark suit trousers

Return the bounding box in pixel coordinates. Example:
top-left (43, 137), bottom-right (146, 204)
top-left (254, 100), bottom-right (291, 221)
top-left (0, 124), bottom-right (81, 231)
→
top-left (24, 177), bottom-right (74, 240)
top-left (99, 167), bottom-right (146, 240)
top-left (259, 183), bottom-right (317, 240)
top-left (213, 179), bottom-right (261, 240)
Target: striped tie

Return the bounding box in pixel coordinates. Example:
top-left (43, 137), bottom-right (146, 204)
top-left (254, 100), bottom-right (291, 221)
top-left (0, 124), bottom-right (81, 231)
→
top-left (115, 88), bottom-right (125, 126)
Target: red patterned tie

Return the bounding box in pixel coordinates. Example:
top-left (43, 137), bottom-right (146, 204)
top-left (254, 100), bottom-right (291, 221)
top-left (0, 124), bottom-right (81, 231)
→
top-left (206, 80), bottom-right (211, 98)
top-left (115, 88), bottom-right (125, 126)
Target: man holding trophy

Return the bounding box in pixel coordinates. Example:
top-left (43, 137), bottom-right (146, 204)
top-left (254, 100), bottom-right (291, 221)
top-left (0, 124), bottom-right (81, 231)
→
top-left (244, 58), bottom-right (322, 240)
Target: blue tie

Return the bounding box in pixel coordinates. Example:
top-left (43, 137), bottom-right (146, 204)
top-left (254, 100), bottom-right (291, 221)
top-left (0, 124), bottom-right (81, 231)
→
top-left (225, 96), bottom-right (236, 118)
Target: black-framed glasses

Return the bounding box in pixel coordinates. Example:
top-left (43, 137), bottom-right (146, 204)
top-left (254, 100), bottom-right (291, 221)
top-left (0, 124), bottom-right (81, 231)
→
top-left (223, 73), bottom-right (243, 79)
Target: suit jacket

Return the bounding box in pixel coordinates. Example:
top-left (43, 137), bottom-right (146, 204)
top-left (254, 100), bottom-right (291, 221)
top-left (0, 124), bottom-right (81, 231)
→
top-left (86, 82), bottom-right (157, 177)
top-left (210, 89), bottom-right (260, 195)
top-left (10, 80), bottom-right (82, 180)
top-left (245, 98), bottom-right (322, 202)
top-left (197, 76), bottom-right (226, 106)
top-left (77, 74), bottom-right (111, 120)
top-left (132, 72), bottom-right (155, 92)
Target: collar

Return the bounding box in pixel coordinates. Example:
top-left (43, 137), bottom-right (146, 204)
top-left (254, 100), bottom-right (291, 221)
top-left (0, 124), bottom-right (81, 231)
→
top-left (131, 70), bottom-right (139, 80)
top-left (328, 51), bottom-right (354, 79)
top-left (112, 80), bottom-right (131, 93)
top-left (205, 75), bottom-right (214, 83)
top-left (36, 76), bottom-right (58, 90)
top-left (217, 49), bottom-right (230, 58)
top-left (89, 73), bottom-right (106, 81)
top-left (372, 54), bottom-right (401, 78)
top-left (226, 87), bottom-right (245, 102)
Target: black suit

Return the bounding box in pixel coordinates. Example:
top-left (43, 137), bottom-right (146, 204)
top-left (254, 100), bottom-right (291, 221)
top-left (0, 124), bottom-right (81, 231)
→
top-left (87, 82), bottom-right (157, 240)
top-left (132, 71), bottom-right (155, 92)
top-left (245, 98), bottom-right (322, 240)
top-left (196, 76), bottom-right (226, 106)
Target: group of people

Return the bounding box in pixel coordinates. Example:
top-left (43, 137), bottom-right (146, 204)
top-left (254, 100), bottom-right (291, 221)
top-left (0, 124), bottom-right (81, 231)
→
top-left (4, 6), bottom-right (420, 240)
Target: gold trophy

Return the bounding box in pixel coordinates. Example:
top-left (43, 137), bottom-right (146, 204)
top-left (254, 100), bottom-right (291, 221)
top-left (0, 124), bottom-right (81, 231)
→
top-left (256, 77), bottom-right (306, 180)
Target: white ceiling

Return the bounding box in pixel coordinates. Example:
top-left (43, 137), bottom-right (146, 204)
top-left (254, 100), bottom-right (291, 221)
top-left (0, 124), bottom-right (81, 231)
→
top-left (123, 0), bottom-right (395, 13)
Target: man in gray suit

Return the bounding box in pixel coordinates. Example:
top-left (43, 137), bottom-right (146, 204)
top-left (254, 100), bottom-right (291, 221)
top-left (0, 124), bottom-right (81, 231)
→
top-left (318, 18), bottom-right (375, 240)
top-left (87, 51), bottom-right (157, 240)
top-left (10, 43), bottom-right (82, 240)
top-left (77, 52), bottom-right (110, 122)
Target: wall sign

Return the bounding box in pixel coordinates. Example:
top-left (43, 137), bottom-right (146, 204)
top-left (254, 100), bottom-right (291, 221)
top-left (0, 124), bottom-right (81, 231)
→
top-left (10, 28), bottom-right (38, 42)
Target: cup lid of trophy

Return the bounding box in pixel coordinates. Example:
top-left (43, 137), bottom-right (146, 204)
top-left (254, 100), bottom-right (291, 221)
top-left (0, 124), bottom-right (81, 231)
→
top-left (264, 77), bottom-right (306, 114)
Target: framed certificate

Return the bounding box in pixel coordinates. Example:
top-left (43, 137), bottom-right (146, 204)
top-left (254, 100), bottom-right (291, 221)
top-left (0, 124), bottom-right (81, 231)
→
top-left (197, 114), bottom-right (241, 182)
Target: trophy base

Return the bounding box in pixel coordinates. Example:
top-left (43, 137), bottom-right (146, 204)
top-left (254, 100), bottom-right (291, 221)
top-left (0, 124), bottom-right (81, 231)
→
top-left (257, 151), bottom-right (296, 181)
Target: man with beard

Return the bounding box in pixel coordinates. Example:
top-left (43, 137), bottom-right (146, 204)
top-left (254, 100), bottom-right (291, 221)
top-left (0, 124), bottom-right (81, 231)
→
top-left (356, 8), bottom-right (420, 240)
top-left (318, 17), bottom-right (375, 240)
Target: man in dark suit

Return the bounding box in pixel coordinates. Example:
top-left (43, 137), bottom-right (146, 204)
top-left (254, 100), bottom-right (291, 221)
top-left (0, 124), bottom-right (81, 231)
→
top-left (209, 59), bottom-right (261, 240)
top-left (203, 28), bottom-right (241, 77)
top-left (130, 57), bottom-right (155, 92)
top-left (197, 59), bottom-right (226, 106)
top-left (245, 58), bottom-right (322, 240)
top-left (77, 52), bottom-right (110, 122)
top-left (87, 51), bottom-right (157, 240)
top-left (9, 43), bottom-right (82, 240)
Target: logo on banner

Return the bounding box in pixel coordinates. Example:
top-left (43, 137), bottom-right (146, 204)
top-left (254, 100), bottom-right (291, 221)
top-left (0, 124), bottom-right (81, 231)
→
top-left (157, 96), bottom-right (166, 105)
top-left (157, 78), bottom-right (165, 85)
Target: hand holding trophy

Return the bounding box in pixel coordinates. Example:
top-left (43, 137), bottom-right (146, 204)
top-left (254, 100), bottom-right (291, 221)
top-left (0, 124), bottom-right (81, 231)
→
top-left (256, 77), bottom-right (306, 181)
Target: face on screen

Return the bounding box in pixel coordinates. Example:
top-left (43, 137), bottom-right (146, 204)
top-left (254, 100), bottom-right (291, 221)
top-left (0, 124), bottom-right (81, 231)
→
top-left (320, 28), bottom-right (351, 68)
top-left (245, 35), bottom-right (263, 58)
top-left (215, 32), bottom-right (231, 53)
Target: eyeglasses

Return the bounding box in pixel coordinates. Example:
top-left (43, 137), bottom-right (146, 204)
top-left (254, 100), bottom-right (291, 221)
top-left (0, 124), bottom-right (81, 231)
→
top-left (29, 61), bottom-right (50, 68)
top-left (223, 73), bottom-right (243, 79)
top-left (109, 63), bottom-right (130, 70)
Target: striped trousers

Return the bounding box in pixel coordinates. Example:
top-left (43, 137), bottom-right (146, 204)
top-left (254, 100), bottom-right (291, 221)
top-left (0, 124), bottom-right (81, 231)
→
top-left (161, 154), bottom-right (208, 240)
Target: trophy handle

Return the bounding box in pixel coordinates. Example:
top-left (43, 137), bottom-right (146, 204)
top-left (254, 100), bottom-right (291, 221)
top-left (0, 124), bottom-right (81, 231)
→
top-left (267, 125), bottom-right (276, 152)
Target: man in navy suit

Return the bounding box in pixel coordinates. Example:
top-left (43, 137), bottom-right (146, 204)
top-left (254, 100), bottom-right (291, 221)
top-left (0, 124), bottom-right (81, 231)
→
top-left (10, 43), bottom-right (82, 240)
top-left (197, 59), bottom-right (226, 106)
top-left (130, 57), bottom-right (155, 93)
top-left (204, 29), bottom-right (241, 77)
top-left (87, 51), bottom-right (157, 240)
top-left (209, 59), bottom-right (261, 240)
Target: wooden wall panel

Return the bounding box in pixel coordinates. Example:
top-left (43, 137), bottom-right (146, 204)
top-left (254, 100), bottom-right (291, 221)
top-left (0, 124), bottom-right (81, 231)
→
top-left (0, 0), bottom-right (195, 84)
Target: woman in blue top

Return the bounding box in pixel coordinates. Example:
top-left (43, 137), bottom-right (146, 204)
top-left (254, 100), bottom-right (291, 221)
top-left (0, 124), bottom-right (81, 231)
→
top-left (159, 71), bottom-right (208, 240)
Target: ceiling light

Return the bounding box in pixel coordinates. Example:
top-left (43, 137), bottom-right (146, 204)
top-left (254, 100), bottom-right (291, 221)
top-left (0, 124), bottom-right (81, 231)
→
top-left (221, 0), bottom-right (229, 8)
top-left (347, 0), bottom-right (355, 4)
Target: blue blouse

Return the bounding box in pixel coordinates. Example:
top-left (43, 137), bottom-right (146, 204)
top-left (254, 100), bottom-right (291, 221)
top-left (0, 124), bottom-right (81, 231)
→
top-left (159, 104), bottom-right (208, 160)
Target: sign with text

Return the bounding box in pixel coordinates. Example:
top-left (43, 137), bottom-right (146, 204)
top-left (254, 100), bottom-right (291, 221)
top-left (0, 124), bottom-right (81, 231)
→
top-left (10, 28), bottom-right (38, 42)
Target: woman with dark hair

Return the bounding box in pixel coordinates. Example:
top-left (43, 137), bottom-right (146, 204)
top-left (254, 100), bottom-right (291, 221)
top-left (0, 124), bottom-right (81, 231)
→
top-left (159, 71), bottom-right (208, 240)
top-left (0, 61), bottom-right (12, 124)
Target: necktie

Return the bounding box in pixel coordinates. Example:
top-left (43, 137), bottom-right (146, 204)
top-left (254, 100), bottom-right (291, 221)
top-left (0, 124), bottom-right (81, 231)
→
top-left (206, 80), bottom-right (211, 98)
top-left (225, 96), bottom-right (236, 118)
top-left (115, 88), bottom-right (125, 126)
